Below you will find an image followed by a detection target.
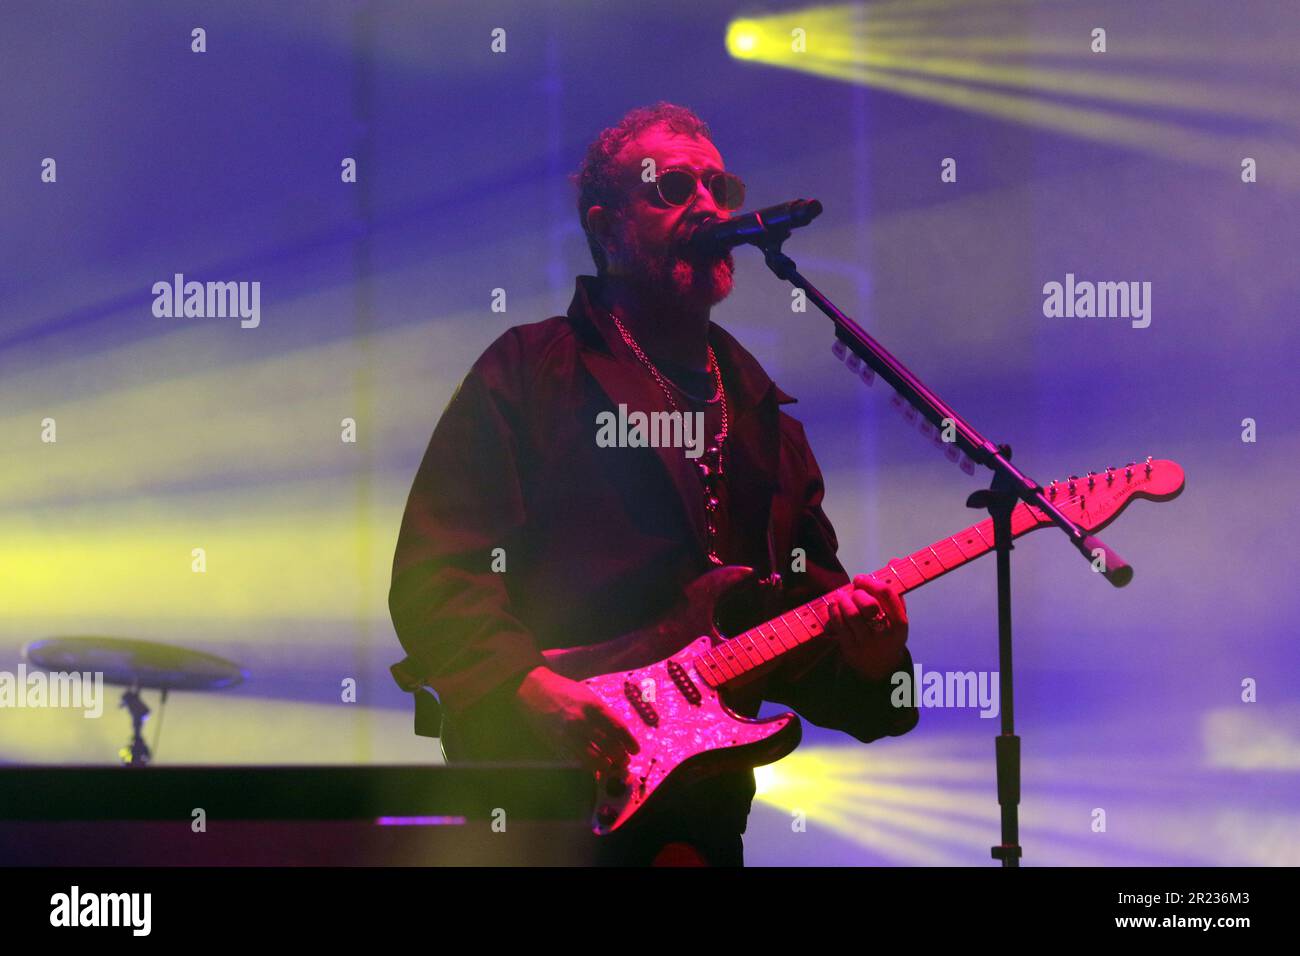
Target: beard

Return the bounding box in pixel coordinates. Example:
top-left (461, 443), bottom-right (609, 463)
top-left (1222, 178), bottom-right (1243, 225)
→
top-left (614, 226), bottom-right (736, 311)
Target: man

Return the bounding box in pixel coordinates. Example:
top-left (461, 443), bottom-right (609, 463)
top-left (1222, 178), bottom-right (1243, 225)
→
top-left (388, 102), bottom-right (918, 866)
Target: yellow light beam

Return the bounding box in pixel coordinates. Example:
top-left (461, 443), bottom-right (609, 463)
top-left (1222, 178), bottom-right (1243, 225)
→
top-left (726, 5), bottom-right (1300, 190)
top-left (744, 52), bottom-right (1300, 190)
top-left (0, 478), bottom-right (400, 622)
top-left (756, 744), bottom-right (1300, 865)
top-left (0, 289), bottom-right (564, 509)
top-left (796, 41), bottom-right (1298, 125)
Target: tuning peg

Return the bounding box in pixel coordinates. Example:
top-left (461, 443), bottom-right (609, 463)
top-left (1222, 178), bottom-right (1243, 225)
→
top-left (1105, 466), bottom-right (1115, 484)
top-left (1068, 475), bottom-right (1078, 494)
top-left (1144, 455), bottom-right (1153, 475)
top-left (1087, 470), bottom-right (1096, 489)
top-left (1125, 461), bottom-right (1134, 480)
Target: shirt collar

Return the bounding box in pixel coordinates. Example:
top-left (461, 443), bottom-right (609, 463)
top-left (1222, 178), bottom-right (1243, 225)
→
top-left (565, 274), bottom-right (799, 413)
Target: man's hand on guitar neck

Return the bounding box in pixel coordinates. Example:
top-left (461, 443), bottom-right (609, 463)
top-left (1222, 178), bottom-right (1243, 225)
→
top-left (515, 666), bottom-right (641, 775)
top-left (824, 574), bottom-right (910, 682)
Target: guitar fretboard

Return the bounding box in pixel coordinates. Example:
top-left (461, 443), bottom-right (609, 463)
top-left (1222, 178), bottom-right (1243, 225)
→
top-left (691, 500), bottom-right (1045, 689)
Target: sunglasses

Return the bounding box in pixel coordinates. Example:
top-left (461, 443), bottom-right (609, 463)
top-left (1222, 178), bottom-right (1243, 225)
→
top-left (651, 167), bottom-right (746, 210)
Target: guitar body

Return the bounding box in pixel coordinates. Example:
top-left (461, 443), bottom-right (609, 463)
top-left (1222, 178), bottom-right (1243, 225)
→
top-left (434, 455), bottom-right (1186, 837)
top-left (440, 564), bottom-right (803, 836)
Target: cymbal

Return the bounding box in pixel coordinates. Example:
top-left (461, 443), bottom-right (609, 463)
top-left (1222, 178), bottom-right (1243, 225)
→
top-left (23, 637), bottom-right (247, 692)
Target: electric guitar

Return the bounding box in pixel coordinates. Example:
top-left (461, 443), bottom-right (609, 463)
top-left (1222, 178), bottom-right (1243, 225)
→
top-left (441, 456), bottom-right (1185, 835)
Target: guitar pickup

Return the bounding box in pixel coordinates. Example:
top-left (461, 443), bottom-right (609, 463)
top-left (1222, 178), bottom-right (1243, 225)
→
top-left (623, 680), bottom-right (660, 726)
top-left (666, 660), bottom-right (702, 705)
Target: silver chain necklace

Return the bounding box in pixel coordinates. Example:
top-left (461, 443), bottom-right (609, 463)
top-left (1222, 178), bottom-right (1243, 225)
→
top-left (606, 309), bottom-right (730, 566)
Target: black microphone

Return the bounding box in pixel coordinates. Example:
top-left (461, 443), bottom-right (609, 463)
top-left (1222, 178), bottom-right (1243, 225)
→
top-left (687, 199), bottom-right (823, 255)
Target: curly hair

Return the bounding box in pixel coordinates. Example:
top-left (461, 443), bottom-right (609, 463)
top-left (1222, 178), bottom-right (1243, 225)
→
top-left (570, 102), bottom-right (714, 276)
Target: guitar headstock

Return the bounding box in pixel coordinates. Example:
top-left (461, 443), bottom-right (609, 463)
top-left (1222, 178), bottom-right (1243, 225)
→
top-left (1026, 456), bottom-right (1185, 532)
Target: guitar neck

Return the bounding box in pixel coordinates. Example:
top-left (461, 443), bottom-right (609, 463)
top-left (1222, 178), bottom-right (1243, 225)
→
top-left (692, 501), bottom-right (1045, 689)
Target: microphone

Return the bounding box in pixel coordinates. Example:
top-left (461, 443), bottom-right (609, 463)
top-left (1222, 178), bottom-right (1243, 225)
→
top-left (687, 199), bottom-right (823, 255)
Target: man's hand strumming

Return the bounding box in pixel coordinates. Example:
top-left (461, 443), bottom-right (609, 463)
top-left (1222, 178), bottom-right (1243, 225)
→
top-left (515, 666), bottom-right (640, 775)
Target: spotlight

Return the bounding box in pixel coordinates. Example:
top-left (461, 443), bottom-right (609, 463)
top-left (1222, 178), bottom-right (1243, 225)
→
top-left (726, 20), bottom-right (762, 60)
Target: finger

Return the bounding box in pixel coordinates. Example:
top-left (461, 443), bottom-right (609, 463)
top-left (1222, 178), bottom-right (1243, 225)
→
top-left (590, 744), bottom-right (620, 777)
top-left (850, 588), bottom-right (882, 616)
top-left (855, 574), bottom-right (907, 624)
top-left (589, 718), bottom-right (637, 776)
top-left (563, 719), bottom-right (617, 773)
top-left (572, 737), bottom-right (608, 774)
top-left (583, 722), bottom-right (628, 772)
top-left (853, 573), bottom-right (892, 605)
top-left (586, 705), bottom-right (637, 759)
top-left (834, 587), bottom-right (859, 617)
top-left (595, 705), bottom-right (641, 755)
top-left (827, 591), bottom-right (855, 638)
top-left (879, 584), bottom-right (907, 630)
top-left (825, 593), bottom-right (842, 622)
top-left (857, 579), bottom-right (909, 652)
top-left (823, 597), bottom-right (846, 646)
top-left (844, 590), bottom-right (884, 636)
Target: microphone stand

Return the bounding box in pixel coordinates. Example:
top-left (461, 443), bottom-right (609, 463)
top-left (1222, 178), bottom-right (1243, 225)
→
top-left (749, 224), bottom-right (1133, 867)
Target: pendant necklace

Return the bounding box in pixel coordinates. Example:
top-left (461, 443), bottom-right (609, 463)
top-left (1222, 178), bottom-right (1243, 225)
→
top-left (606, 309), bottom-right (729, 566)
